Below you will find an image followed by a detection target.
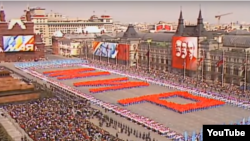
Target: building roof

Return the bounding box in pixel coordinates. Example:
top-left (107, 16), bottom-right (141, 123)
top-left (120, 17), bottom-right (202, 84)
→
top-left (114, 32), bottom-right (174, 42)
top-left (121, 24), bottom-right (140, 39)
top-left (223, 35), bottom-right (250, 48)
top-left (64, 33), bottom-right (96, 39)
top-left (227, 30), bottom-right (250, 35)
top-left (61, 38), bottom-right (71, 45)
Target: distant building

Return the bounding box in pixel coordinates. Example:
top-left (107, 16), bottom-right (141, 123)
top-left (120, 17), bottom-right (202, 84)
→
top-left (149, 22), bottom-right (175, 33)
top-left (20, 7), bottom-right (114, 46)
top-left (52, 31), bottom-right (96, 56)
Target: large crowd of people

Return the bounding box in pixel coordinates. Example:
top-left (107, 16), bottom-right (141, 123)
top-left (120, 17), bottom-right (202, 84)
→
top-left (1, 57), bottom-right (249, 141)
top-left (86, 58), bottom-right (250, 100)
top-left (3, 88), bottom-right (122, 141)
top-left (2, 83), bottom-right (159, 141)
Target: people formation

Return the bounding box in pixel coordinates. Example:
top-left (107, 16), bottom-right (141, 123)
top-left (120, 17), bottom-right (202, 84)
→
top-left (86, 58), bottom-right (249, 100)
top-left (1, 56), bottom-right (249, 141)
top-left (1, 65), bottom-right (159, 141)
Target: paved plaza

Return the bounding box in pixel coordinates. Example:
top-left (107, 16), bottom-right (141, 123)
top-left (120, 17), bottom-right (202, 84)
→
top-left (36, 66), bottom-right (250, 134)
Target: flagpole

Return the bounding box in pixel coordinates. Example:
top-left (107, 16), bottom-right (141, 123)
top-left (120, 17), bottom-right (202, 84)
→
top-left (115, 53), bottom-right (118, 65)
top-left (85, 41), bottom-right (88, 59)
top-left (124, 47), bottom-right (127, 66)
top-left (221, 50), bottom-right (225, 87)
top-left (184, 59), bottom-right (186, 79)
top-left (136, 40), bottom-right (140, 69)
top-left (107, 45), bottom-right (109, 64)
top-left (92, 42), bottom-right (94, 60)
top-left (99, 47), bottom-right (101, 62)
top-left (244, 53), bottom-right (248, 92)
top-left (201, 51), bottom-right (204, 82)
top-left (147, 39), bottom-right (152, 73)
top-left (126, 43), bottom-right (128, 67)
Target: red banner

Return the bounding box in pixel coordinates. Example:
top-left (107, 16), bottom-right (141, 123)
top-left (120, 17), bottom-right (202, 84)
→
top-left (116, 44), bottom-right (129, 61)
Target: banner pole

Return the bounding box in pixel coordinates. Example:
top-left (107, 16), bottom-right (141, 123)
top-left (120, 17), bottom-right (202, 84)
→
top-left (221, 50), bottom-right (225, 87)
top-left (201, 51), bottom-right (204, 82)
top-left (244, 52), bottom-right (248, 92)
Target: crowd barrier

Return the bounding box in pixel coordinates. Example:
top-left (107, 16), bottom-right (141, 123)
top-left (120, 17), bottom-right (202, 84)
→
top-left (15, 59), bottom-right (88, 69)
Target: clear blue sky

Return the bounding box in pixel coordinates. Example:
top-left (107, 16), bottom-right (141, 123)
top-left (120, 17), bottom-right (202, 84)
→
top-left (2, 1), bottom-right (248, 23)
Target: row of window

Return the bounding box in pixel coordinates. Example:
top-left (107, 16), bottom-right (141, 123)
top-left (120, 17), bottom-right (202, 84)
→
top-left (140, 47), bottom-right (248, 63)
top-left (210, 55), bottom-right (246, 63)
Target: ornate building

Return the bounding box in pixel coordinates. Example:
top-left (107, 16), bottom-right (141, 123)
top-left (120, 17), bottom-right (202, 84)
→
top-left (83, 9), bottom-right (250, 86)
top-left (0, 6), bottom-right (44, 62)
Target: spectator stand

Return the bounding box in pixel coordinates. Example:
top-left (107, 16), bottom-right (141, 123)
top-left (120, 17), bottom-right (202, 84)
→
top-left (0, 108), bottom-right (32, 141)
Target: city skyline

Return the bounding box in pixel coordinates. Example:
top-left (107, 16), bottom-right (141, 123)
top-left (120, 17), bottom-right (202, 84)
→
top-left (1, 1), bottom-right (250, 24)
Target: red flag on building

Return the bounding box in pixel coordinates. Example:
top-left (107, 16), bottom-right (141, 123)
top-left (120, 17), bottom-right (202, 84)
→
top-left (241, 59), bottom-right (248, 74)
top-left (134, 49), bottom-right (138, 59)
top-left (198, 58), bottom-right (204, 66)
top-left (216, 59), bottom-right (223, 67)
top-left (146, 51), bottom-right (149, 57)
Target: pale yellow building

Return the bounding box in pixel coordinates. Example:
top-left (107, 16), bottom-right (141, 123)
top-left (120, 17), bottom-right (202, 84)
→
top-left (21, 7), bottom-right (114, 47)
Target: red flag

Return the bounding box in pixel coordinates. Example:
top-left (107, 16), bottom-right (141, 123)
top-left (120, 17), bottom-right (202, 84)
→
top-left (134, 49), bottom-right (138, 59)
top-left (146, 51), bottom-right (149, 57)
top-left (241, 59), bottom-right (247, 70)
top-left (241, 59), bottom-right (247, 74)
top-left (216, 60), bottom-right (223, 67)
top-left (198, 58), bottom-right (204, 66)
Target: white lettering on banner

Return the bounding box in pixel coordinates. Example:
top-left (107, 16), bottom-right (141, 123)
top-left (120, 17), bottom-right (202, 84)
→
top-left (207, 129), bottom-right (245, 137)
top-left (20, 44), bottom-right (34, 51)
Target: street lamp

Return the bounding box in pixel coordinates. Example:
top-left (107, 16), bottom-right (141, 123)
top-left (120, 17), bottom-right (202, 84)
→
top-left (115, 38), bottom-right (120, 65)
top-left (147, 38), bottom-right (152, 73)
top-left (126, 39), bottom-right (130, 67)
top-left (136, 38), bottom-right (141, 70)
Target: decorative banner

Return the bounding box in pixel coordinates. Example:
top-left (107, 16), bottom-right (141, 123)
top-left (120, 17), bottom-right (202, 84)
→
top-left (116, 44), bottom-right (130, 61)
top-left (118, 91), bottom-right (225, 114)
top-left (3, 35), bottom-right (35, 52)
top-left (172, 36), bottom-right (198, 70)
top-left (92, 41), bottom-right (118, 58)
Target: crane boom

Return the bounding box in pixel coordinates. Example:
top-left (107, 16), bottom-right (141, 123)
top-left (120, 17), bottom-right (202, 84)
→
top-left (215, 12), bottom-right (233, 29)
top-left (215, 12), bottom-right (233, 18)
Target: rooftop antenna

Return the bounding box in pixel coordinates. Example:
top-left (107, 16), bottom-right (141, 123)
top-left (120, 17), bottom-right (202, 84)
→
top-left (27, 3), bottom-right (30, 11)
top-left (0, 2), bottom-right (3, 10)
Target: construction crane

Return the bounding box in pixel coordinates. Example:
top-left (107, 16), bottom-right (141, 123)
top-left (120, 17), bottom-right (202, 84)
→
top-left (215, 13), bottom-right (233, 27)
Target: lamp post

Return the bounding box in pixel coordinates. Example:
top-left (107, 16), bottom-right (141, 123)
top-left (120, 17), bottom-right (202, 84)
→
top-left (115, 38), bottom-right (120, 65)
top-left (147, 38), bottom-right (152, 73)
top-left (136, 39), bottom-right (141, 70)
top-left (85, 40), bottom-right (88, 59)
top-left (126, 39), bottom-right (129, 67)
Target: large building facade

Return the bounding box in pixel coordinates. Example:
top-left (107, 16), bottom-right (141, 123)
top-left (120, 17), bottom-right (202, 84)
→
top-left (21, 7), bottom-right (114, 47)
top-left (51, 9), bottom-right (250, 86)
top-left (0, 7), bottom-right (44, 62)
top-left (92, 10), bottom-right (250, 86)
